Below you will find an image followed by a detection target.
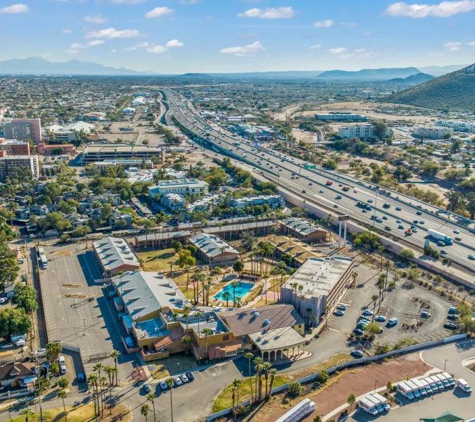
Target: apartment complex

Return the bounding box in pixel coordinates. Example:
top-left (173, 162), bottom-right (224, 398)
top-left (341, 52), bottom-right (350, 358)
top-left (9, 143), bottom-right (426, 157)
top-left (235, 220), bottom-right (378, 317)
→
top-left (412, 126), bottom-right (453, 139)
top-left (281, 257), bottom-right (354, 320)
top-left (279, 218), bottom-right (330, 243)
top-left (435, 120), bottom-right (475, 133)
top-left (0, 155), bottom-right (39, 181)
top-left (230, 195), bottom-right (284, 210)
top-left (188, 233), bottom-right (239, 266)
top-left (1, 118), bottom-right (42, 143)
top-left (0, 140), bottom-right (30, 156)
top-left (338, 124), bottom-right (392, 140)
top-left (82, 144), bottom-right (162, 163)
top-left (316, 113), bottom-right (367, 122)
top-left (148, 179), bottom-right (209, 199)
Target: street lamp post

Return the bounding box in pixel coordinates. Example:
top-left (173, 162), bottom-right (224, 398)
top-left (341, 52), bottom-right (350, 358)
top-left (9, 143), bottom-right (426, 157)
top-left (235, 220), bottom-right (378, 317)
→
top-left (444, 359), bottom-right (448, 372)
top-left (374, 379), bottom-right (378, 393)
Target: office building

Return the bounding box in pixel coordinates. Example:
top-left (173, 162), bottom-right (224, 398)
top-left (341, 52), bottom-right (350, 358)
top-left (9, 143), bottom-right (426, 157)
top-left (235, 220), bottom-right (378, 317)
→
top-left (0, 155), bottom-right (39, 180)
top-left (2, 118), bottom-right (42, 143)
top-left (148, 179), bottom-right (209, 199)
top-left (281, 257), bottom-right (354, 320)
top-left (230, 195), bottom-right (284, 210)
top-left (36, 143), bottom-right (76, 156)
top-left (82, 144), bottom-right (162, 163)
top-left (44, 122), bottom-right (95, 143)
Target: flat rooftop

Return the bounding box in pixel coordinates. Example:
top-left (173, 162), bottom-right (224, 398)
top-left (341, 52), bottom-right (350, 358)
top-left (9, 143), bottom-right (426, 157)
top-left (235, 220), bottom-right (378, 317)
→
top-left (284, 256), bottom-right (353, 299)
top-left (84, 144), bottom-right (161, 153)
top-left (248, 326), bottom-right (304, 351)
top-left (176, 311), bottom-right (229, 338)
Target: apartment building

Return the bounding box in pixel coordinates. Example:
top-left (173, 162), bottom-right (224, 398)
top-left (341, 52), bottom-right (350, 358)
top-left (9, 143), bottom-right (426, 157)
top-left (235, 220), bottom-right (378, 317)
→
top-left (0, 140), bottom-right (30, 156)
top-left (230, 195), bottom-right (284, 210)
top-left (435, 120), bottom-right (475, 133)
top-left (338, 124), bottom-right (392, 140)
top-left (0, 155), bottom-right (39, 180)
top-left (148, 179), bottom-right (209, 199)
top-left (412, 126), bottom-right (453, 139)
top-left (2, 118), bottom-right (42, 143)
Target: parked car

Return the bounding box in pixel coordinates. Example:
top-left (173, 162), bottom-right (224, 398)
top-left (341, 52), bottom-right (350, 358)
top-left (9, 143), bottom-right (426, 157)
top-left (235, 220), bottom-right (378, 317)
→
top-left (1, 343), bottom-right (13, 349)
top-left (174, 377), bottom-right (183, 387)
top-left (77, 373), bottom-right (85, 382)
top-left (333, 310), bottom-right (345, 317)
top-left (337, 304), bottom-right (347, 311)
top-left (444, 322), bottom-right (459, 330)
top-left (0, 297), bottom-right (8, 304)
top-left (159, 381), bottom-right (169, 390)
top-left (353, 328), bottom-right (364, 336)
top-left (143, 383), bottom-right (151, 393)
top-left (362, 309), bottom-right (373, 316)
top-left (35, 348), bottom-right (47, 357)
top-left (185, 372), bottom-right (195, 382)
top-left (351, 350), bottom-right (364, 358)
top-left (386, 318), bottom-right (398, 327)
top-left (421, 311), bottom-right (431, 318)
top-left (60, 364), bottom-right (67, 375)
top-left (180, 374), bottom-right (189, 383)
top-left (374, 315), bottom-right (386, 322)
top-left (447, 314), bottom-right (459, 321)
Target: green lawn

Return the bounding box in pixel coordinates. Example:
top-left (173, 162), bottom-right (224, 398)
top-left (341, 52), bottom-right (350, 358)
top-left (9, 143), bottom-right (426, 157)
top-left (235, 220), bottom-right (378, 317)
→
top-left (213, 374), bottom-right (289, 413)
top-left (137, 248), bottom-right (177, 272)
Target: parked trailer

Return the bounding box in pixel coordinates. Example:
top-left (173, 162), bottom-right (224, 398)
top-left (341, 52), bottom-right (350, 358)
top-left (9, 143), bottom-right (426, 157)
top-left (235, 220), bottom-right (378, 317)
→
top-left (412, 379), bottom-right (428, 396)
top-left (275, 398), bottom-right (316, 422)
top-left (397, 381), bottom-right (415, 400)
top-left (406, 380), bottom-right (422, 398)
top-left (359, 397), bottom-right (379, 416)
top-left (372, 393), bottom-right (390, 412)
top-left (430, 375), bottom-right (445, 390)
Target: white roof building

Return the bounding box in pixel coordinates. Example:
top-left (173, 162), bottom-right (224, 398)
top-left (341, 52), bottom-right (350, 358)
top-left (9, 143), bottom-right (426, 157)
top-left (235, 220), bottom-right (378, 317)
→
top-left (93, 236), bottom-right (140, 277)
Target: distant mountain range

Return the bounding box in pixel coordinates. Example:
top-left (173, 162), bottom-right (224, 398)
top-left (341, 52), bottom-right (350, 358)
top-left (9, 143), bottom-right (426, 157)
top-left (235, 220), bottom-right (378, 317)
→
top-left (316, 67), bottom-right (421, 81)
top-left (385, 63), bottom-right (475, 111)
top-left (388, 72), bottom-right (435, 85)
top-left (0, 57), bottom-right (155, 76)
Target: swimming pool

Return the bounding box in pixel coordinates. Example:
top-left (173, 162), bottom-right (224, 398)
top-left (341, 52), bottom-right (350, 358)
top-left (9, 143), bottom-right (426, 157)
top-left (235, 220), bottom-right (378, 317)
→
top-left (214, 282), bottom-right (254, 302)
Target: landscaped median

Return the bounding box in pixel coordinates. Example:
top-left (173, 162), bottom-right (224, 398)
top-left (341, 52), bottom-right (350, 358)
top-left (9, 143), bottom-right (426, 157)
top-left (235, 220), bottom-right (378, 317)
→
top-left (212, 353), bottom-right (352, 414)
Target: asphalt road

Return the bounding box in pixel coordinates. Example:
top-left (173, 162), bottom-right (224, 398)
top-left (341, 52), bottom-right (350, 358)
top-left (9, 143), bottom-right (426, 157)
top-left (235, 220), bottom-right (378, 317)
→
top-left (165, 89), bottom-right (475, 276)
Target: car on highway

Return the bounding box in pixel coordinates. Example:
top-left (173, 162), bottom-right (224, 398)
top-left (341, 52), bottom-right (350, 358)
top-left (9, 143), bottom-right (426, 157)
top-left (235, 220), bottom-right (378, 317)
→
top-left (362, 309), bottom-right (373, 316)
top-left (416, 211), bottom-right (423, 216)
top-left (367, 199), bottom-right (373, 203)
top-left (374, 315), bottom-right (386, 322)
top-left (351, 350), bottom-right (364, 358)
top-left (413, 220), bottom-right (419, 224)
top-left (319, 189), bottom-right (324, 193)
top-left (453, 229), bottom-right (460, 234)
top-left (419, 220), bottom-right (425, 224)
top-left (396, 207), bottom-right (402, 211)
top-left (398, 225), bottom-right (404, 230)
top-left (309, 182), bottom-right (313, 186)
top-left (468, 254), bottom-right (475, 260)
top-left (302, 190), bottom-right (307, 194)
top-left (441, 250), bottom-right (448, 255)
top-left (396, 219), bottom-right (402, 223)
top-left (337, 304), bottom-right (347, 311)
top-left (384, 226), bottom-right (391, 231)
top-left (455, 237), bottom-right (462, 241)
top-left (437, 241), bottom-right (446, 247)
top-left (333, 310), bottom-right (345, 317)
top-left (336, 195), bottom-right (342, 199)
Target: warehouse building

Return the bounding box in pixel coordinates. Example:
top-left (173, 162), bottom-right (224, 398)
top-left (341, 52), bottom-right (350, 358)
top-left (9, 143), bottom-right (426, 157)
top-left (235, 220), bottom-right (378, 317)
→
top-left (93, 236), bottom-right (140, 278)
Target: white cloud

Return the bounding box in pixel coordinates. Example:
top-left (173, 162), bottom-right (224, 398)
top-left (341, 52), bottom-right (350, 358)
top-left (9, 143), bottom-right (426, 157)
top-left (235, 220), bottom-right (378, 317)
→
top-left (237, 7), bottom-right (295, 19)
top-left (87, 40), bottom-right (105, 47)
top-left (61, 29), bottom-right (73, 34)
top-left (386, 0), bottom-right (475, 18)
top-left (165, 39), bottom-right (184, 48)
top-left (111, 49), bottom-right (117, 53)
top-left (314, 19), bottom-right (334, 28)
top-left (85, 27), bottom-right (143, 39)
top-left (468, 41), bottom-right (475, 45)
top-left (67, 40), bottom-right (105, 54)
top-left (144, 6), bottom-right (173, 19)
top-left (220, 41), bottom-right (266, 57)
top-left (84, 15), bottom-right (106, 24)
top-left (0, 4), bottom-right (29, 14)
top-left (328, 47), bottom-right (371, 58)
top-left (444, 41), bottom-right (463, 51)
top-left (310, 44), bottom-right (322, 50)
top-left (147, 45), bottom-right (168, 54)
top-left (180, 0), bottom-right (200, 4)
top-left (328, 47), bottom-right (348, 55)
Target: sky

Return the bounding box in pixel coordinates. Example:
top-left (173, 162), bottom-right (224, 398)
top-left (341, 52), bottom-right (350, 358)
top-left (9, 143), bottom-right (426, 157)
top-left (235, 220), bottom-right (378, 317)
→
top-left (0, 0), bottom-right (474, 73)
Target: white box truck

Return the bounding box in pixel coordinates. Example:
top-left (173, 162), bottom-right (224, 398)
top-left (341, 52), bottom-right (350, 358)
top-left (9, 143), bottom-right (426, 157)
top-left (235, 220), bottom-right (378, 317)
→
top-left (406, 380), bottom-right (421, 398)
top-left (359, 397), bottom-right (379, 416)
top-left (412, 379), bottom-right (427, 396)
top-left (397, 382), bottom-right (415, 400)
top-left (457, 379), bottom-right (472, 394)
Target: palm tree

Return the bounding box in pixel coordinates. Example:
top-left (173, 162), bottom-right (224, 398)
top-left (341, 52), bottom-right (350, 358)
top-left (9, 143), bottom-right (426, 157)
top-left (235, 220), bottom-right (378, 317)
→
top-left (202, 328), bottom-right (213, 358)
top-left (141, 403), bottom-right (150, 421)
top-left (165, 378), bottom-right (175, 422)
top-left (88, 373), bottom-right (99, 416)
top-left (371, 294), bottom-right (379, 314)
top-left (168, 260), bottom-right (174, 277)
top-left (267, 368), bottom-right (278, 399)
top-left (351, 270), bottom-right (358, 287)
top-left (147, 392), bottom-right (157, 422)
top-left (222, 291), bottom-right (231, 308)
top-left (253, 357), bottom-right (264, 402)
top-left (245, 352), bottom-right (254, 404)
top-left (110, 350), bottom-right (120, 386)
top-left (231, 280), bottom-right (239, 306)
top-left (46, 342), bottom-right (62, 363)
top-left (58, 389), bottom-right (68, 421)
top-left (20, 407), bottom-right (34, 422)
top-left (262, 362), bottom-right (272, 398)
top-left (182, 335), bottom-right (192, 355)
top-left (231, 385), bottom-right (238, 420)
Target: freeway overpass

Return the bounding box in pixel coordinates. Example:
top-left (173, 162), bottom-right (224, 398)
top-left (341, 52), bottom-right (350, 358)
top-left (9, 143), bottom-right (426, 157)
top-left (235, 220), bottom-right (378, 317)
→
top-left (165, 89), bottom-right (475, 277)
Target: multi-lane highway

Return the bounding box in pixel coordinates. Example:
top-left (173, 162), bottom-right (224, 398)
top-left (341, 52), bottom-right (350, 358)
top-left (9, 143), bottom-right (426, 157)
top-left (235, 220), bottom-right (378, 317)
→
top-left (164, 89), bottom-right (475, 274)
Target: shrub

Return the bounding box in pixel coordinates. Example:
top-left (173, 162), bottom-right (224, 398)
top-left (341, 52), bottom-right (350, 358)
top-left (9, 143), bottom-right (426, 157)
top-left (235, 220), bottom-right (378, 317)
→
top-left (288, 382), bottom-right (303, 397)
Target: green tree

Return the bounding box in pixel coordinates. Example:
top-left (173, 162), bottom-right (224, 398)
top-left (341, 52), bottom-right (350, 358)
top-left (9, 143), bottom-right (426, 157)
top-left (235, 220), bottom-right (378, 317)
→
top-left (140, 403), bottom-right (150, 421)
top-left (46, 342), bottom-right (62, 363)
top-left (394, 166), bottom-right (412, 182)
top-left (0, 308), bottom-right (32, 338)
top-left (147, 392), bottom-right (157, 422)
top-left (11, 284), bottom-right (38, 313)
top-left (399, 248), bottom-right (414, 262)
top-left (288, 381), bottom-right (303, 397)
top-left (347, 393), bottom-right (356, 408)
top-left (57, 376), bottom-right (70, 389)
top-left (365, 322), bottom-right (382, 334)
top-left (58, 389), bottom-right (68, 421)
top-left (233, 260), bottom-right (244, 273)
top-left (318, 370), bottom-right (329, 384)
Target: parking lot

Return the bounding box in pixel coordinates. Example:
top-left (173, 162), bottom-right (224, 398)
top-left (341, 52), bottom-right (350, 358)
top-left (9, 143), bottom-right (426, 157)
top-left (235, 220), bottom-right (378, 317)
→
top-left (41, 243), bottom-right (136, 379)
top-left (326, 265), bottom-right (453, 353)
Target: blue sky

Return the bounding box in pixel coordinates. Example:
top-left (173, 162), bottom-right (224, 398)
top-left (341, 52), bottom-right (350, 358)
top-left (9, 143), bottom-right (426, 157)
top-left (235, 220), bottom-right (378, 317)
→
top-left (0, 0), bottom-right (474, 73)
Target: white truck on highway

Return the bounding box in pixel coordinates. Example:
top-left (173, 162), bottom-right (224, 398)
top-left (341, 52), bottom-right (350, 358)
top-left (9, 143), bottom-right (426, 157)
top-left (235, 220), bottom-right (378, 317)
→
top-left (428, 229), bottom-right (453, 245)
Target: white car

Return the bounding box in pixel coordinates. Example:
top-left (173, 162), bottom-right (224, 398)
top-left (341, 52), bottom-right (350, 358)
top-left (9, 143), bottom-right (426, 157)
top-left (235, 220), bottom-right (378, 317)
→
top-left (35, 348), bottom-right (47, 357)
top-left (174, 377), bottom-right (183, 387)
top-left (0, 298), bottom-right (8, 304)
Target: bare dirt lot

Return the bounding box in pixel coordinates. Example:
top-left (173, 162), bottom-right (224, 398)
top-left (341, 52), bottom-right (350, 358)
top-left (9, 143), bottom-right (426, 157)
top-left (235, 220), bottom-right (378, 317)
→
top-left (248, 354), bottom-right (430, 422)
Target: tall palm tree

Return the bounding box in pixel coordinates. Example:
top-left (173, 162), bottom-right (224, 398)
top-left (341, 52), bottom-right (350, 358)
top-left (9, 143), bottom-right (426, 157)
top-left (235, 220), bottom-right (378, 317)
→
top-left (253, 357), bottom-right (264, 402)
top-left (262, 362), bottom-right (272, 398)
top-left (231, 281), bottom-right (239, 307)
top-left (87, 373), bottom-right (99, 417)
top-left (110, 350), bottom-right (120, 386)
top-left (195, 310), bottom-right (204, 334)
top-left (58, 389), bottom-right (68, 421)
top-left (267, 368), bottom-right (278, 399)
top-left (222, 291), bottom-right (231, 308)
top-left (231, 385), bottom-right (238, 420)
top-left (202, 328), bottom-right (213, 358)
top-left (244, 352), bottom-right (254, 404)
top-left (182, 335), bottom-right (192, 355)
top-left (147, 392), bottom-right (157, 422)
top-left (165, 378), bottom-right (175, 422)
top-left (232, 378), bottom-right (242, 417)
top-left (140, 403), bottom-right (150, 421)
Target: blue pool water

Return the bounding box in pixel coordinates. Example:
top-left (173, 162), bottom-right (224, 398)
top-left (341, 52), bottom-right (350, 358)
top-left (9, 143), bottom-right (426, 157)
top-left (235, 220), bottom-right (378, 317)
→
top-left (214, 282), bottom-right (254, 301)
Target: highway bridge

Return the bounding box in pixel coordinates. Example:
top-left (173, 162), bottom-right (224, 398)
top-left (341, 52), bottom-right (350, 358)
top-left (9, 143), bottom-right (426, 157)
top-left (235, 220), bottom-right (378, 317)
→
top-left (164, 89), bottom-right (475, 277)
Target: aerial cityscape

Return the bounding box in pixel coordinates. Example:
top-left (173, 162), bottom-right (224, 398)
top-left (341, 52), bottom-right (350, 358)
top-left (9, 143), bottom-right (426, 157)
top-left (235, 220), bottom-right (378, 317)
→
top-left (0, 1), bottom-right (475, 422)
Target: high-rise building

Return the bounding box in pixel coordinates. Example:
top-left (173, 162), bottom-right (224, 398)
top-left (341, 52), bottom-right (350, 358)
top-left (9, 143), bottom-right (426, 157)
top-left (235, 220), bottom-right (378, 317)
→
top-left (0, 155), bottom-right (39, 180)
top-left (2, 118), bottom-right (42, 144)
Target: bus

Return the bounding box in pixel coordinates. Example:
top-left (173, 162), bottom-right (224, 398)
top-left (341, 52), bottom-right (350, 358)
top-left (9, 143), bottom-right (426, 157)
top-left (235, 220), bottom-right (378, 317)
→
top-left (37, 246), bottom-right (48, 270)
